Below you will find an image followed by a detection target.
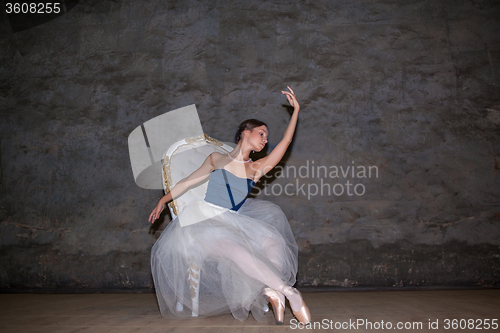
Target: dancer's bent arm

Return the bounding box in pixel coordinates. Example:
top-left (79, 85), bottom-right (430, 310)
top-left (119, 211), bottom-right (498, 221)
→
top-left (253, 86), bottom-right (300, 181)
top-left (148, 154), bottom-right (214, 223)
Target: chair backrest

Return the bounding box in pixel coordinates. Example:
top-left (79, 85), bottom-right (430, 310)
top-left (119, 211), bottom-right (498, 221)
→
top-left (128, 104), bottom-right (204, 190)
top-left (162, 133), bottom-right (234, 218)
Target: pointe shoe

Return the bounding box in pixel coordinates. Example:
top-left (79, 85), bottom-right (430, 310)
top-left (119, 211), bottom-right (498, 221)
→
top-left (279, 285), bottom-right (311, 325)
top-left (263, 288), bottom-right (285, 325)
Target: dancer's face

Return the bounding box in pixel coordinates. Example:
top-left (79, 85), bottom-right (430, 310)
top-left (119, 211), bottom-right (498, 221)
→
top-left (246, 125), bottom-right (268, 151)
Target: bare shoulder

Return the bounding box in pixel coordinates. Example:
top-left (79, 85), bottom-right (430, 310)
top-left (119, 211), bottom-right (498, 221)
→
top-left (210, 151), bottom-right (225, 161)
top-left (209, 151), bottom-right (227, 167)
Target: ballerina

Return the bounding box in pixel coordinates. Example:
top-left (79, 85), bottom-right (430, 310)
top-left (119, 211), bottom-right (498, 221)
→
top-left (148, 86), bottom-right (310, 325)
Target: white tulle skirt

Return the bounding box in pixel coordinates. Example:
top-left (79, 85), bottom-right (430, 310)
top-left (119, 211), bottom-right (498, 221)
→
top-left (151, 197), bottom-right (299, 322)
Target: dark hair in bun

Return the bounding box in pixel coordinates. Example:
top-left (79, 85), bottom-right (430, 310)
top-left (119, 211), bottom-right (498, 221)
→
top-left (234, 119), bottom-right (268, 144)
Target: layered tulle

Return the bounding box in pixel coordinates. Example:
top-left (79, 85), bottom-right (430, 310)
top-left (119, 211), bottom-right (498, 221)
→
top-left (151, 197), bottom-right (299, 322)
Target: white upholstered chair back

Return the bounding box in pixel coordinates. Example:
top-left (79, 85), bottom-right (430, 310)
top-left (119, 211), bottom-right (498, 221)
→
top-left (162, 133), bottom-right (234, 218)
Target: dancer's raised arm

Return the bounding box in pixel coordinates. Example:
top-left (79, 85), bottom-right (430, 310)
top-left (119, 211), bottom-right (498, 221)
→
top-left (148, 154), bottom-right (214, 223)
top-left (253, 86), bottom-right (300, 180)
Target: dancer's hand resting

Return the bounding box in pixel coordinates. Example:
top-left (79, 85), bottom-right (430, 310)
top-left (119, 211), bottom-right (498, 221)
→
top-left (149, 202), bottom-right (165, 223)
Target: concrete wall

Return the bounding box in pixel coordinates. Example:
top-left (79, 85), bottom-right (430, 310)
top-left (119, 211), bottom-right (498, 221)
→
top-left (0, 0), bottom-right (499, 291)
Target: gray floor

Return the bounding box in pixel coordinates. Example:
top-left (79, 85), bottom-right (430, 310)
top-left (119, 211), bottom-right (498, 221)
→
top-left (1, 289), bottom-right (499, 332)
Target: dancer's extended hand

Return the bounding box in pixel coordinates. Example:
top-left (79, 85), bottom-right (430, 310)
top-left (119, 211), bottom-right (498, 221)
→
top-left (281, 86), bottom-right (299, 110)
top-left (149, 202), bottom-right (164, 223)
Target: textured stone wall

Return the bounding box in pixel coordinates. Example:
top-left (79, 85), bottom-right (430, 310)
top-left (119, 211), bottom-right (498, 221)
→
top-left (0, 0), bottom-right (499, 291)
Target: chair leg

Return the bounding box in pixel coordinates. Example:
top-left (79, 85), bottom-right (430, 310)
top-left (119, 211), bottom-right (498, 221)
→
top-left (175, 300), bottom-right (183, 312)
top-left (188, 261), bottom-right (200, 317)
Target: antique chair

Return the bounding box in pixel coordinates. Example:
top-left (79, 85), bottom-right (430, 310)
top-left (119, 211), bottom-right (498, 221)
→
top-left (128, 105), bottom-right (267, 317)
top-left (162, 133), bottom-right (234, 316)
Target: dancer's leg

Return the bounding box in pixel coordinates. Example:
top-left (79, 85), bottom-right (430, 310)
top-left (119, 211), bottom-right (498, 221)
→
top-left (211, 239), bottom-right (303, 311)
top-left (211, 239), bottom-right (283, 290)
top-left (262, 237), bottom-right (286, 305)
top-left (263, 237), bottom-right (283, 272)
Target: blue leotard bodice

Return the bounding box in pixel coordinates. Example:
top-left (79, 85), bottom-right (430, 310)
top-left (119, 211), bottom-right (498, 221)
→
top-left (204, 169), bottom-right (256, 211)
